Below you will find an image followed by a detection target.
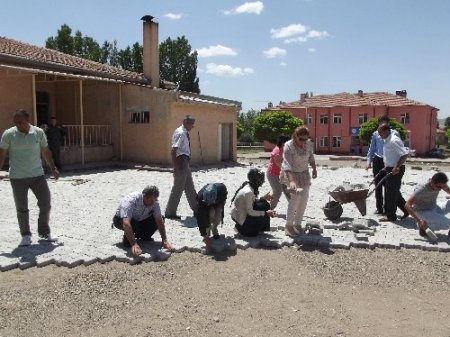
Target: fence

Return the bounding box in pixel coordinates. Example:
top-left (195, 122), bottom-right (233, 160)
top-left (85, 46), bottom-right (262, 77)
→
top-left (64, 125), bottom-right (112, 147)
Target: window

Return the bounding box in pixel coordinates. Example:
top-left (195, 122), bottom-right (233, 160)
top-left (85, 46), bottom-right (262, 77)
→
top-left (333, 114), bottom-right (342, 124)
top-left (129, 110), bottom-right (150, 124)
top-left (319, 136), bottom-right (328, 147)
top-left (320, 114), bottom-right (328, 124)
top-left (400, 112), bottom-right (410, 124)
top-left (332, 136), bottom-right (342, 148)
top-left (358, 113), bottom-right (368, 124)
top-left (305, 113), bottom-right (312, 125)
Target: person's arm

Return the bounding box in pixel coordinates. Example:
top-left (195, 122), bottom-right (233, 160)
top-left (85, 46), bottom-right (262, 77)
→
top-left (365, 133), bottom-right (376, 169)
top-left (392, 153), bottom-right (409, 175)
top-left (244, 191), bottom-right (275, 217)
top-left (404, 196), bottom-right (428, 230)
top-left (308, 146), bottom-right (317, 179)
top-left (122, 217), bottom-right (142, 256)
top-left (41, 147), bottom-right (59, 180)
top-left (155, 214), bottom-right (172, 250)
top-left (0, 148), bottom-right (7, 173)
top-left (282, 143), bottom-right (297, 190)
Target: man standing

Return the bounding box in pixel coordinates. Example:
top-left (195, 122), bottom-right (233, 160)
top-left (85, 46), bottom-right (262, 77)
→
top-left (113, 185), bottom-right (173, 256)
top-left (0, 109), bottom-right (59, 246)
top-left (365, 115), bottom-right (398, 214)
top-left (377, 124), bottom-right (409, 222)
top-left (164, 115), bottom-right (198, 219)
top-left (404, 172), bottom-right (450, 239)
top-left (46, 116), bottom-right (66, 170)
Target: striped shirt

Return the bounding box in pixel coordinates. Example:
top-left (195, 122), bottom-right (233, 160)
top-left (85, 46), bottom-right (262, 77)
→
top-left (115, 191), bottom-right (161, 221)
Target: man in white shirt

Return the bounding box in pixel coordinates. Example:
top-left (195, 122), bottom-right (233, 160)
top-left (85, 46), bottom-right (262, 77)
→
top-left (164, 115), bottom-right (198, 219)
top-left (113, 185), bottom-right (172, 256)
top-left (377, 124), bottom-right (410, 222)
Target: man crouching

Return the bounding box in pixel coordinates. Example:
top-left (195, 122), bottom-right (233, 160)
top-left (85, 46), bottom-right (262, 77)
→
top-left (196, 183), bottom-right (228, 249)
top-left (113, 185), bottom-right (173, 256)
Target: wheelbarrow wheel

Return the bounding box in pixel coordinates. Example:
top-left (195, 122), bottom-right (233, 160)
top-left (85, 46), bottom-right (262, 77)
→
top-left (323, 201), bottom-right (343, 220)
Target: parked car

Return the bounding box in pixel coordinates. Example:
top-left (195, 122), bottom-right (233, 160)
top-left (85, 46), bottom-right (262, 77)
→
top-left (427, 148), bottom-right (446, 159)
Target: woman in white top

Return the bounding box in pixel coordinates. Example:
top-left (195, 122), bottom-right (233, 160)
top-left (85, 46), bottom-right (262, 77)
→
top-left (231, 168), bottom-right (276, 236)
top-left (280, 126), bottom-right (317, 236)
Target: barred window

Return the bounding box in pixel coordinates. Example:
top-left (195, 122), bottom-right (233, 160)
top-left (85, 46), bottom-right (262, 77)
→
top-left (129, 110), bottom-right (150, 124)
top-left (332, 136), bottom-right (342, 148)
top-left (320, 114), bottom-right (328, 124)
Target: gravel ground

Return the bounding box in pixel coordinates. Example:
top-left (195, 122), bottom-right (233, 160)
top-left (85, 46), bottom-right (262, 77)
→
top-left (0, 248), bottom-right (449, 337)
top-left (1, 156), bottom-right (450, 336)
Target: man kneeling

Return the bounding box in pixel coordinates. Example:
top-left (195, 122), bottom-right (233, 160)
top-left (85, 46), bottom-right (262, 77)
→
top-left (113, 186), bottom-right (172, 256)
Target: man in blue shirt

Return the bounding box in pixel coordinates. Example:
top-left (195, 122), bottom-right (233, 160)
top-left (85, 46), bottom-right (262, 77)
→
top-left (365, 115), bottom-right (397, 214)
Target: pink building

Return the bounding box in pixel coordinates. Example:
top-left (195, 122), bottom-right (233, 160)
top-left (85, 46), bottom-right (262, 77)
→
top-left (273, 90), bottom-right (438, 156)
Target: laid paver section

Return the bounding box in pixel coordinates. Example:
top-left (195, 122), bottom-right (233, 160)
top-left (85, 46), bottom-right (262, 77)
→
top-left (1, 164), bottom-right (449, 271)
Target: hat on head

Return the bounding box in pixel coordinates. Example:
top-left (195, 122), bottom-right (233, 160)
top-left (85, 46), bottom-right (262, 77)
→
top-left (183, 115), bottom-right (195, 123)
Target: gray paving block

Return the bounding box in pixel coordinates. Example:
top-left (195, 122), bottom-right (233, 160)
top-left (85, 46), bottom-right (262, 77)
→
top-left (18, 260), bottom-right (37, 270)
top-left (329, 240), bottom-right (351, 249)
top-left (56, 257), bottom-right (85, 268)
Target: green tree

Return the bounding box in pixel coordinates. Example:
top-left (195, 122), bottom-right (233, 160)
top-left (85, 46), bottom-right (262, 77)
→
top-left (444, 117), bottom-right (450, 130)
top-left (237, 109), bottom-right (259, 142)
top-left (237, 120), bottom-right (244, 139)
top-left (118, 46), bottom-right (133, 70)
top-left (131, 42), bottom-right (143, 73)
top-left (359, 117), bottom-right (408, 143)
top-left (159, 36), bottom-right (200, 93)
top-left (46, 24), bottom-right (74, 55)
top-left (253, 111), bottom-right (302, 143)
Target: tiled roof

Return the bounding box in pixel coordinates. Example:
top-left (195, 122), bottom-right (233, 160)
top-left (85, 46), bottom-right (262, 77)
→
top-left (0, 36), bottom-right (147, 84)
top-left (179, 92), bottom-right (241, 109)
top-left (279, 91), bottom-right (435, 109)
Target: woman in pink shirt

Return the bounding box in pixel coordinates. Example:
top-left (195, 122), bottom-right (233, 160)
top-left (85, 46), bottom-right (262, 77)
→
top-left (267, 134), bottom-right (291, 209)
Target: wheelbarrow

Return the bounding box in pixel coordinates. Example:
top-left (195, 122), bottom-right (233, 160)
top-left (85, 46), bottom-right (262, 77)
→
top-left (323, 171), bottom-right (392, 220)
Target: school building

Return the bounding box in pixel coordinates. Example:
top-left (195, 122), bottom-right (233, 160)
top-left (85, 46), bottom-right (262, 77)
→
top-left (270, 90), bottom-right (438, 155)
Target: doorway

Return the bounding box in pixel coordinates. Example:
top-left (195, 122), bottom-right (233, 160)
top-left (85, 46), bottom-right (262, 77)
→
top-left (36, 91), bottom-right (50, 126)
top-left (219, 123), bottom-right (233, 161)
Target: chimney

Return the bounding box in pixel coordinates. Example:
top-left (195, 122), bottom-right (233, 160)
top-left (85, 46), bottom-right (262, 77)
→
top-left (142, 15), bottom-right (159, 87)
top-left (300, 92), bottom-right (307, 103)
top-left (357, 90), bottom-right (363, 97)
top-left (395, 90), bottom-right (407, 98)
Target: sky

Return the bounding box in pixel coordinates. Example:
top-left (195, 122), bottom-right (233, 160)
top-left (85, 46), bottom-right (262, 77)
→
top-left (1, 0), bottom-right (450, 117)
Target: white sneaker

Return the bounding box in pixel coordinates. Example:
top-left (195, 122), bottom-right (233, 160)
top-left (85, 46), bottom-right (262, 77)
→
top-left (40, 233), bottom-right (59, 243)
top-left (19, 235), bottom-right (32, 246)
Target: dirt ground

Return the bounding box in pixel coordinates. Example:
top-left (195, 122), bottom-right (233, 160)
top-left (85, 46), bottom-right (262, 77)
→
top-left (1, 248), bottom-right (449, 337)
top-left (1, 158), bottom-right (450, 337)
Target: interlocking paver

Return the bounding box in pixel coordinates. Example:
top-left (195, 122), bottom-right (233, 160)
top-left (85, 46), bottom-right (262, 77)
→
top-left (1, 164), bottom-right (449, 270)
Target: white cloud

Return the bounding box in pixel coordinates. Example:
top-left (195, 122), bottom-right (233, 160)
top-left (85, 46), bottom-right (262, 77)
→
top-left (206, 63), bottom-right (254, 77)
top-left (280, 62), bottom-right (288, 67)
top-left (263, 47), bottom-right (287, 58)
top-left (271, 24), bottom-right (307, 39)
top-left (223, 1), bottom-right (264, 15)
top-left (307, 48), bottom-right (316, 52)
top-left (164, 13), bottom-right (183, 20)
top-left (271, 23), bottom-right (329, 44)
top-left (197, 45), bottom-right (238, 58)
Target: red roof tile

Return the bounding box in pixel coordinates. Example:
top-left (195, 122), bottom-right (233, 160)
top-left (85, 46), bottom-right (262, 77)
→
top-left (279, 91), bottom-right (435, 109)
top-left (0, 36), bottom-right (147, 84)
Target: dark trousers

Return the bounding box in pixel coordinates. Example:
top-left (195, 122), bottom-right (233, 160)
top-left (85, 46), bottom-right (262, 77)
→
top-left (49, 144), bottom-right (62, 170)
top-left (372, 156), bottom-right (386, 213)
top-left (384, 165), bottom-right (407, 221)
top-left (113, 216), bottom-right (158, 243)
top-left (235, 199), bottom-right (271, 237)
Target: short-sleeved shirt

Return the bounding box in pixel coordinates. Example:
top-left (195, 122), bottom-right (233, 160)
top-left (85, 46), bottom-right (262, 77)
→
top-left (412, 182), bottom-right (439, 211)
top-left (267, 146), bottom-right (283, 177)
top-left (171, 125), bottom-right (191, 157)
top-left (0, 125), bottom-right (47, 179)
top-left (115, 191), bottom-right (161, 221)
top-left (382, 133), bottom-right (409, 167)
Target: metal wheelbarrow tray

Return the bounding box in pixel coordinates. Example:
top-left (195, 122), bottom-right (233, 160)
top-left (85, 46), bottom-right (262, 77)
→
top-left (323, 172), bottom-right (392, 221)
